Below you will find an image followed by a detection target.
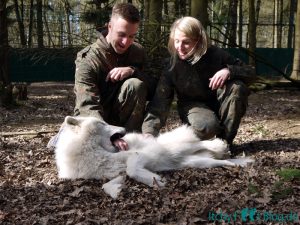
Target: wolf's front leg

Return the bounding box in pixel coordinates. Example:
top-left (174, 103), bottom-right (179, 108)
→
top-left (102, 175), bottom-right (126, 199)
top-left (126, 153), bottom-right (166, 187)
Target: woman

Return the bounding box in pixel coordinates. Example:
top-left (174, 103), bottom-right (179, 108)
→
top-left (142, 17), bottom-right (256, 145)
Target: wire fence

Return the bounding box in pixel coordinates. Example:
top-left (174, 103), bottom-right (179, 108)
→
top-left (7, 18), bottom-right (295, 49)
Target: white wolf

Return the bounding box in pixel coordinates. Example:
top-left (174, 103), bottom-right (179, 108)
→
top-left (49, 116), bottom-right (253, 198)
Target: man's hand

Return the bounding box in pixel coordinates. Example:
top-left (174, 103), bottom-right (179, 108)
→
top-left (209, 68), bottom-right (230, 90)
top-left (106, 67), bottom-right (135, 82)
top-left (113, 138), bottom-right (128, 151)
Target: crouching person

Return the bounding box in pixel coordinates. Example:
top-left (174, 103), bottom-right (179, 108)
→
top-left (74, 3), bottom-right (153, 136)
top-left (142, 16), bottom-right (256, 147)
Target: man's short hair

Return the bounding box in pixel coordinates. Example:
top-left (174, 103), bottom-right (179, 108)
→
top-left (111, 3), bottom-right (140, 23)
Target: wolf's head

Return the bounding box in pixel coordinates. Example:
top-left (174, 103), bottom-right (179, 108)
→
top-left (50, 116), bottom-right (126, 153)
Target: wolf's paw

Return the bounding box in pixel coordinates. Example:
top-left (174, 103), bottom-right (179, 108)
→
top-left (229, 157), bottom-right (254, 167)
top-left (204, 139), bottom-right (229, 159)
top-left (210, 138), bottom-right (228, 150)
top-left (152, 175), bottom-right (166, 187)
top-left (102, 176), bottom-right (125, 199)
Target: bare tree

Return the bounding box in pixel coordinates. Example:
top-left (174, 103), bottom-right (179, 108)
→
top-left (0, 0), bottom-right (9, 86)
top-left (276, 0), bottom-right (283, 48)
top-left (28, 0), bottom-right (34, 47)
top-left (248, 0), bottom-right (256, 66)
top-left (0, 0), bottom-right (12, 106)
top-left (238, 0), bottom-right (243, 46)
top-left (64, 0), bottom-right (72, 46)
top-left (288, 0), bottom-right (296, 48)
top-left (36, 0), bottom-right (44, 48)
top-left (13, 0), bottom-right (27, 46)
top-left (223, 0), bottom-right (237, 47)
top-left (191, 0), bottom-right (208, 29)
top-left (175, 0), bottom-right (187, 17)
top-left (291, 0), bottom-right (300, 80)
top-left (147, 0), bottom-right (162, 43)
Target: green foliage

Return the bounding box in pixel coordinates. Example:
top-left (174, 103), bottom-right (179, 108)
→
top-left (81, 0), bottom-right (113, 26)
top-left (247, 183), bottom-right (262, 196)
top-left (246, 169), bottom-right (300, 202)
top-left (81, 8), bottom-right (111, 26)
top-left (271, 180), bottom-right (293, 201)
top-left (276, 168), bottom-right (300, 181)
top-left (271, 168), bottom-right (300, 201)
top-left (251, 124), bottom-right (269, 136)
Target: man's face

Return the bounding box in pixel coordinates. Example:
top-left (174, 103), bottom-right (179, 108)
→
top-left (106, 17), bottom-right (139, 54)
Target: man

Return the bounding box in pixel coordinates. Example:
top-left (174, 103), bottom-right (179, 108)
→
top-left (74, 3), bottom-right (150, 150)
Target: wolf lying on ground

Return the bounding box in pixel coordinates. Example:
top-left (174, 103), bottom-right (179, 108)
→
top-left (49, 116), bottom-right (253, 198)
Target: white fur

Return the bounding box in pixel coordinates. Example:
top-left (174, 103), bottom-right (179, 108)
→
top-left (51, 116), bottom-right (254, 198)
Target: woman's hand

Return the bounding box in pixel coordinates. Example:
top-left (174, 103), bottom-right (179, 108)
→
top-left (209, 68), bottom-right (230, 90)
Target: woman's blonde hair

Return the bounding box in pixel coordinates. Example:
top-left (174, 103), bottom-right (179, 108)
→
top-left (168, 16), bottom-right (210, 69)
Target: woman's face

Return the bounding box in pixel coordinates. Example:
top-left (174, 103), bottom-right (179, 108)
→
top-left (174, 29), bottom-right (198, 60)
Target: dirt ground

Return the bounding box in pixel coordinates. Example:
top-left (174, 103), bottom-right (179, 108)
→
top-left (0, 82), bottom-right (300, 225)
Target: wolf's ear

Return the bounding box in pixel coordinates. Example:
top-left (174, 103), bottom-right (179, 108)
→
top-left (65, 116), bottom-right (79, 126)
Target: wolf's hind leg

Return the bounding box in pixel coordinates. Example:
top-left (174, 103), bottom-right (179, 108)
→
top-left (182, 156), bottom-right (236, 168)
top-left (228, 158), bottom-right (254, 167)
top-left (191, 139), bottom-right (229, 159)
top-left (126, 154), bottom-right (165, 187)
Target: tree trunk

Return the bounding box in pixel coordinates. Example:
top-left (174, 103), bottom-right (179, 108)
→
top-left (28, 0), bottom-right (34, 47)
top-left (65, 0), bottom-right (72, 46)
top-left (276, 0), bottom-right (283, 48)
top-left (273, 0), bottom-right (277, 48)
top-left (224, 0), bottom-right (237, 47)
top-left (0, 0), bottom-right (12, 106)
top-left (287, 0), bottom-right (296, 48)
top-left (175, 0), bottom-right (179, 17)
top-left (43, 0), bottom-right (54, 47)
top-left (36, 0), bottom-right (44, 48)
top-left (180, 0), bottom-right (187, 16)
top-left (142, 0), bottom-right (149, 36)
top-left (147, 0), bottom-right (162, 43)
top-left (291, 0), bottom-right (300, 80)
top-left (163, 0), bottom-right (168, 17)
top-left (175, 0), bottom-right (187, 16)
top-left (191, 0), bottom-right (208, 30)
top-left (238, 0), bottom-right (243, 46)
top-left (248, 0), bottom-right (256, 66)
top-left (255, 0), bottom-right (261, 23)
top-left (0, 0), bottom-right (9, 86)
top-left (14, 0), bottom-right (27, 46)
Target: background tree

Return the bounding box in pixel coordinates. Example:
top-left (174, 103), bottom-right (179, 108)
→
top-left (248, 0), bottom-right (256, 66)
top-left (191, 0), bottom-right (208, 29)
top-left (146, 0), bottom-right (163, 52)
top-left (288, 0), bottom-right (296, 48)
top-left (36, 0), bottom-right (44, 48)
top-left (175, 0), bottom-right (187, 17)
top-left (238, 0), bottom-right (243, 46)
top-left (291, 0), bottom-right (300, 80)
top-left (28, 0), bottom-right (34, 47)
top-left (0, 0), bottom-right (12, 106)
top-left (13, 0), bottom-right (26, 47)
top-left (224, 0), bottom-right (238, 47)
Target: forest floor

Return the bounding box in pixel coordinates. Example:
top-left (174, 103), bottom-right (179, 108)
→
top-left (0, 82), bottom-right (300, 225)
